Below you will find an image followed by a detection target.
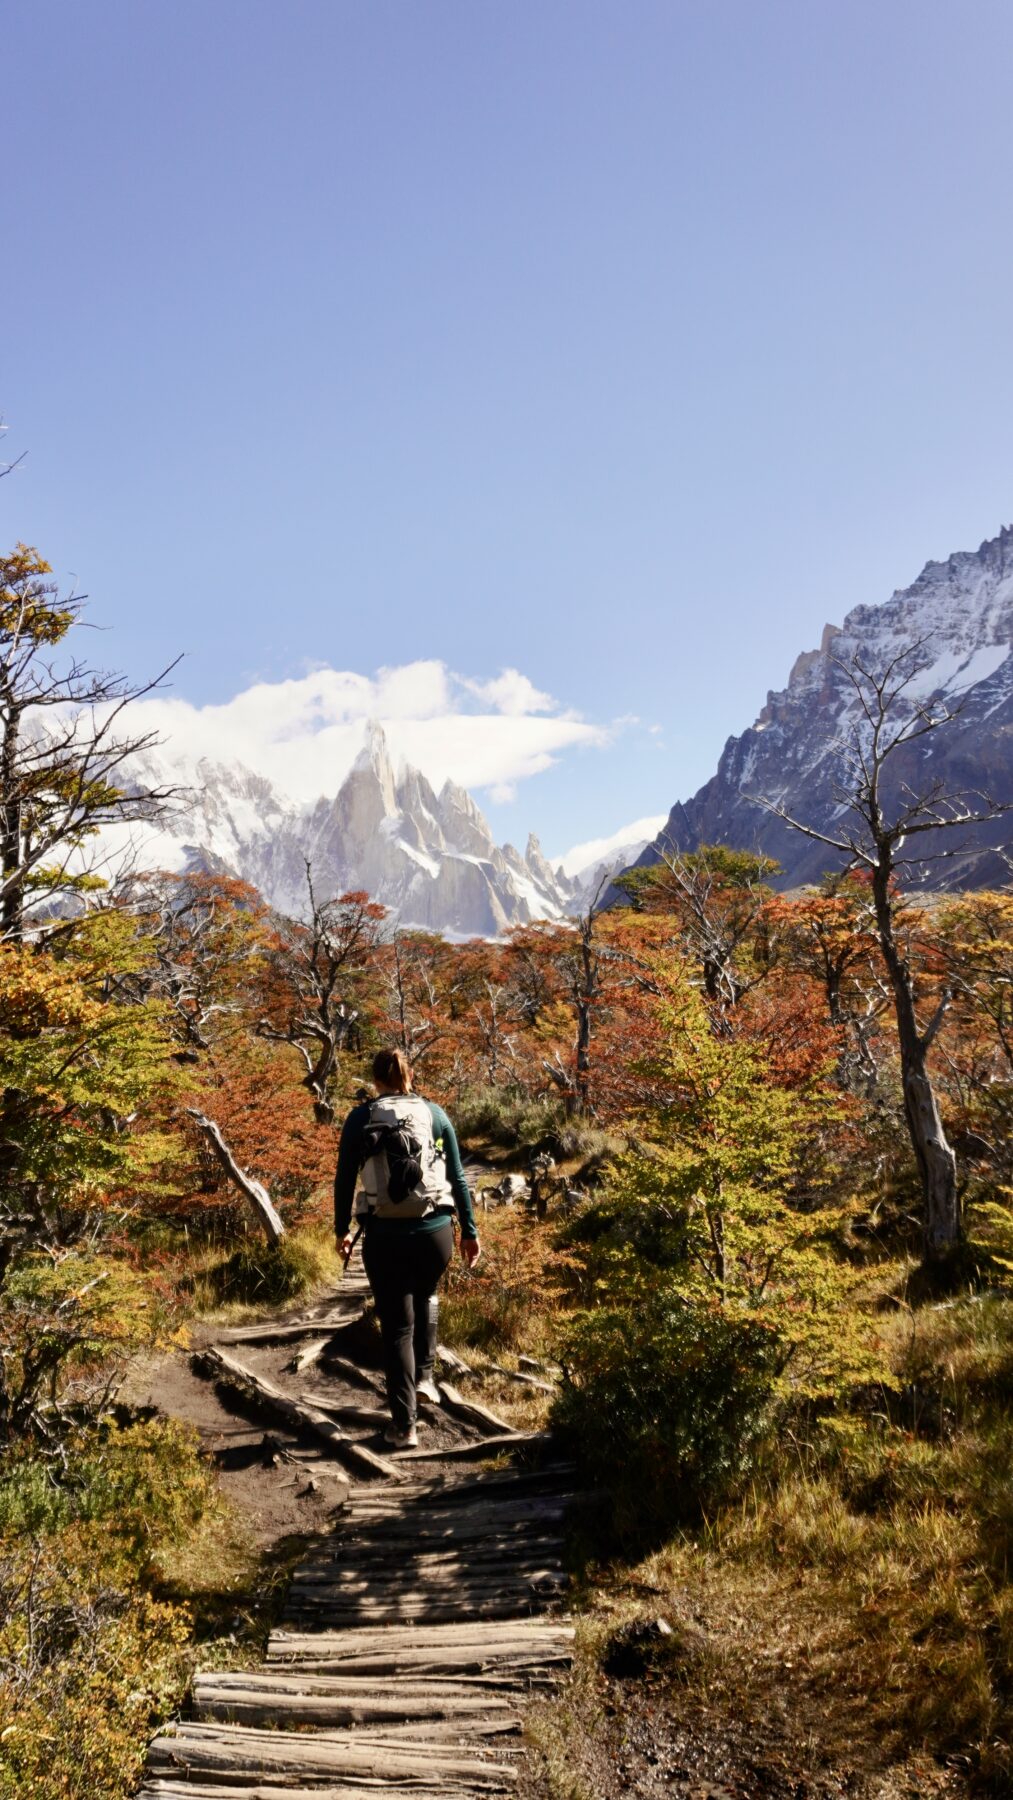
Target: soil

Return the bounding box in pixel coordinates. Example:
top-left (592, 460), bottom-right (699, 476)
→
top-left (120, 1267), bottom-right (507, 1548)
top-left (121, 1341), bottom-right (349, 1545)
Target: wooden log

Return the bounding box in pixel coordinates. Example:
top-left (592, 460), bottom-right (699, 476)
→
top-left (322, 1352), bottom-right (385, 1391)
top-left (139, 1787), bottom-right (489, 1800)
top-left (201, 1671), bottom-right (543, 1701)
top-left (395, 1430), bottom-right (552, 1463)
top-left (214, 1305), bottom-right (365, 1345)
top-left (147, 1721), bottom-right (518, 1787)
top-left (138, 1784), bottom-right (489, 1800)
top-left (437, 1380), bottom-right (514, 1435)
top-left (297, 1534), bottom-right (564, 1573)
top-left (335, 1500), bottom-right (574, 1540)
top-left (185, 1111), bottom-right (286, 1243)
top-left (486, 1360), bottom-right (556, 1394)
top-left (301, 1394), bottom-right (388, 1426)
top-left (192, 1675), bottom-right (521, 1732)
top-left (284, 1597), bottom-right (563, 1628)
top-left (435, 1341), bottom-right (475, 1377)
top-left (286, 1336), bottom-right (330, 1374)
top-left (289, 1566), bottom-right (566, 1600)
top-left (196, 1348), bottom-right (398, 1481)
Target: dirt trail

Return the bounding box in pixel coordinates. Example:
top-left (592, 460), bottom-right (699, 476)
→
top-left (134, 1259), bottom-right (577, 1797)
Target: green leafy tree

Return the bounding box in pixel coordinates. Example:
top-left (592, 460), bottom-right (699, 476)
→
top-left (0, 910), bottom-right (179, 1435)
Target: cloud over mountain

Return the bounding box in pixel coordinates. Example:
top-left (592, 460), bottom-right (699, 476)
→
top-left (125, 661), bottom-right (608, 804)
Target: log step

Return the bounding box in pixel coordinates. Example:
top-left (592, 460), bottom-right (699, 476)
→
top-left (146, 1720), bottom-right (518, 1787)
top-left (393, 1431), bottom-right (551, 1463)
top-left (195, 1349), bottom-right (400, 1480)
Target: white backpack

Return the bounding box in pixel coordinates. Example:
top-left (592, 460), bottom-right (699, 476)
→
top-left (356, 1094), bottom-right (454, 1221)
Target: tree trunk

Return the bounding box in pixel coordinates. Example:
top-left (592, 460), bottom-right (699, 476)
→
top-left (186, 1111), bottom-right (287, 1242)
top-left (1, 703), bottom-right (23, 940)
top-left (871, 866), bottom-right (960, 1262)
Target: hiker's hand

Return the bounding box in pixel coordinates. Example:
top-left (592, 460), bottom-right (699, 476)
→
top-left (339, 1232), bottom-right (354, 1261)
top-left (461, 1236), bottom-right (481, 1268)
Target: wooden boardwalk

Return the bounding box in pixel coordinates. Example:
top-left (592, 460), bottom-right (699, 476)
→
top-left (138, 1273), bottom-right (575, 1796)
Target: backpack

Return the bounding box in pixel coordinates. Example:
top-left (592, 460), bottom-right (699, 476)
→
top-left (356, 1094), bottom-right (454, 1221)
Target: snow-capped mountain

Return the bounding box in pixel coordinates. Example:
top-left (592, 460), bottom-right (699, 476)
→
top-left (561, 816), bottom-right (668, 906)
top-left (632, 523), bottom-right (1013, 890)
top-left (122, 721), bottom-right (579, 934)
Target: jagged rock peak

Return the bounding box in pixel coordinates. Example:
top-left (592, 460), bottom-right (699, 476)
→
top-left (353, 717), bottom-right (395, 775)
top-left (119, 720), bottom-right (577, 936)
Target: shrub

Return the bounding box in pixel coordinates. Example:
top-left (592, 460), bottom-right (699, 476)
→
top-left (0, 1419), bottom-right (234, 1800)
top-left (439, 1209), bottom-right (558, 1352)
top-left (553, 1289), bottom-right (781, 1533)
top-left (187, 1227), bottom-right (334, 1310)
top-left (452, 1085), bottom-right (566, 1152)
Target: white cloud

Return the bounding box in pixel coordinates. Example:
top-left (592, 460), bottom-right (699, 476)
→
top-left (125, 660), bottom-right (610, 803)
top-left (557, 813), bottom-right (669, 878)
top-left (462, 669), bottom-right (556, 716)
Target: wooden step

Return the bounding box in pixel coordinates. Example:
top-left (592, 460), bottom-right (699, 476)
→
top-left (146, 1720), bottom-right (518, 1788)
top-left (193, 1671), bottom-right (522, 1730)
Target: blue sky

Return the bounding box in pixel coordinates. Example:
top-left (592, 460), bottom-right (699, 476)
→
top-left (4, 0), bottom-right (1013, 860)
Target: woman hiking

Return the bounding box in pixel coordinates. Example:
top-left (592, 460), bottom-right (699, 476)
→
top-left (334, 1049), bottom-right (481, 1448)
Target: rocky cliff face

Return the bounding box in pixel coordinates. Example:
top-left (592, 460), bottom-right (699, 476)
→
top-left (634, 524), bottom-right (1013, 890)
top-left (126, 721), bottom-right (579, 934)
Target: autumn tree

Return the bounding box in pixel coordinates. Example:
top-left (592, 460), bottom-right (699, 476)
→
top-left (616, 844), bottom-right (778, 1026)
top-left (116, 871), bottom-right (267, 1061)
top-left (935, 891), bottom-right (1013, 1180)
top-left (257, 867), bottom-right (386, 1123)
top-left (0, 545), bottom-right (178, 941)
top-left (761, 642), bottom-right (1010, 1266)
top-left (763, 871), bottom-right (889, 1090)
top-left (0, 911), bottom-right (178, 1435)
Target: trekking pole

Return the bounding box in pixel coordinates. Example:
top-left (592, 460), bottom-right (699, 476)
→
top-left (342, 1225), bottom-right (363, 1273)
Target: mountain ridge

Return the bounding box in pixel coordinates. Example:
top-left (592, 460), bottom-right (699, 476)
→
top-left (631, 523), bottom-right (1013, 891)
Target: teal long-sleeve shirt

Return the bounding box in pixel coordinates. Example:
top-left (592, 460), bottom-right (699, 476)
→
top-left (333, 1098), bottom-right (479, 1240)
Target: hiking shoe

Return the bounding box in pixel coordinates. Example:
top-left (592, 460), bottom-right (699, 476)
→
top-left (383, 1424), bottom-right (418, 1450)
top-left (416, 1377), bottom-right (441, 1407)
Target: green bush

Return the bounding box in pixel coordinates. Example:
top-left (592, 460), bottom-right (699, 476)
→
top-left (453, 1085), bottom-right (565, 1151)
top-left (193, 1232), bottom-right (327, 1308)
top-left (553, 1289), bottom-right (781, 1533)
top-left (0, 1419), bottom-right (231, 1800)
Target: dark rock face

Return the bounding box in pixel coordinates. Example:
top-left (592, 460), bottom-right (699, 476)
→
top-left (633, 525), bottom-right (1013, 890)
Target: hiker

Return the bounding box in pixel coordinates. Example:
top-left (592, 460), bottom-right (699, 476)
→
top-left (334, 1049), bottom-right (481, 1449)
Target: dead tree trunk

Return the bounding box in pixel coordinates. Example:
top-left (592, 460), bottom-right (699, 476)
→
top-left (186, 1111), bottom-right (286, 1243)
top-left (870, 865), bottom-right (958, 1258)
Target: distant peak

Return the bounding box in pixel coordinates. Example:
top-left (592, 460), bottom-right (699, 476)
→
top-left (352, 717), bottom-right (392, 774)
top-left (439, 776), bottom-right (471, 806)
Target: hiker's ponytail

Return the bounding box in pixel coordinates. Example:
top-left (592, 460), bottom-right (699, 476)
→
top-left (373, 1048), bottom-right (412, 1094)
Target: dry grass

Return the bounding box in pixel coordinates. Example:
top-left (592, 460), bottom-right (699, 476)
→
top-left (527, 1291), bottom-right (1013, 1796)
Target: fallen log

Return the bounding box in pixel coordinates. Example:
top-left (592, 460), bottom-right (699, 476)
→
top-left (213, 1304), bottom-right (365, 1345)
top-left (437, 1380), bottom-right (514, 1435)
top-left (286, 1336), bottom-right (330, 1373)
top-left (146, 1719), bottom-right (518, 1787)
top-left (486, 1360), bottom-right (556, 1394)
top-left (435, 1342), bottom-right (475, 1377)
top-left (196, 1347), bottom-right (399, 1480)
top-left (396, 1430), bottom-right (552, 1463)
top-left (301, 1394), bottom-right (387, 1427)
top-left (185, 1112), bottom-right (286, 1242)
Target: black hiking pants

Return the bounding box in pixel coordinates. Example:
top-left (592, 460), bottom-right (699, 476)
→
top-left (362, 1223), bottom-right (454, 1434)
